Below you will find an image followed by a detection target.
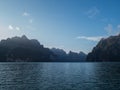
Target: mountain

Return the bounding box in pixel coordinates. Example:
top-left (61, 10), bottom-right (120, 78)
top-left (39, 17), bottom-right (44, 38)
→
top-left (87, 34), bottom-right (120, 61)
top-left (0, 35), bottom-right (54, 62)
top-left (51, 48), bottom-right (86, 62)
top-left (51, 48), bottom-right (68, 61)
top-left (68, 51), bottom-right (86, 62)
top-left (0, 35), bottom-right (86, 62)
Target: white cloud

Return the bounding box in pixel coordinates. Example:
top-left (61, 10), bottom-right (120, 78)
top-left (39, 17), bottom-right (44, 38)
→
top-left (8, 25), bottom-right (14, 30)
top-left (86, 7), bottom-right (99, 18)
top-left (104, 24), bottom-right (120, 35)
top-left (8, 25), bottom-right (20, 31)
top-left (76, 36), bottom-right (104, 41)
top-left (104, 24), bottom-right (113, 34)
top-left (23, 12), bottom-right (30, 16)
top-left (15, 27), bottom-right (20, 31)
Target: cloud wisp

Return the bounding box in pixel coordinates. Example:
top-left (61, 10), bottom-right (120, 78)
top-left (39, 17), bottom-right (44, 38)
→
top-left (104, 24), bottom-right (113, 35)
top-left (77, 24), bottom-right (120, 42)
top-left (85, 7), bottom-right (99, 18)
top-left (15, 27), bottom-right (20, 31)
top-left (8, 25), bottom-right (14, 30)
top-left (23, 12), bottom-right (30, 16)
top-left (22, 12), bottom-right (34, 24)
top-left (8, 25), bottom-right (20, 31)
top-left (104, 24), bottom-right (120, 35)
top-left (76, 36), bottom-right (105, 41)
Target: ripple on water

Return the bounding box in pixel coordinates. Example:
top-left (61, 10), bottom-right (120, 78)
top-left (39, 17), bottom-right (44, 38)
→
top-left (0, 62), bottom-right (120, 90)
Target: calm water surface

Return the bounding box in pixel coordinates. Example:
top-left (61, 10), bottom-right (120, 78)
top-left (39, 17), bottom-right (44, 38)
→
top-left (0, 62), bottom-right (120, 90)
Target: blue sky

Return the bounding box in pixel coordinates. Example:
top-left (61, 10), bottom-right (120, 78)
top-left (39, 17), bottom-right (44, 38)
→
top-left (0, 0), bottom-right (120, 53)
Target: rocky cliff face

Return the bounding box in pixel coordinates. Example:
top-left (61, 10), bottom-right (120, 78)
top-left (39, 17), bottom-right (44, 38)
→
top-left (87, 34), bottom-right (120, 61)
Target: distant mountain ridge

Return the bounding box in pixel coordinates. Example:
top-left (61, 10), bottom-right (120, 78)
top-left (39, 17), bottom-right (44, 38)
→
top-left (0, 35), bottom-right (86, 62)
top-left (51, 48), bottom-right (86, 62)
top-left (87, 34), bottom-right (120, 61)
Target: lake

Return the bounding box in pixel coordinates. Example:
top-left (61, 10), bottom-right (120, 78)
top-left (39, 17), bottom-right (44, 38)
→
top-left (0, 62), bottom-right (120, 90)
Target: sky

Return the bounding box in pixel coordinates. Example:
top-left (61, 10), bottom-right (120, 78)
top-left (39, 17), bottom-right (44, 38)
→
top-left (0, 0), bottom-right (120, 53)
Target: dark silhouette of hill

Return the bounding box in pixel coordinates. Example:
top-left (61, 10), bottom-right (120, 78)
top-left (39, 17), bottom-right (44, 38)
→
top-left (0, 35), bottom-right (54, 62)
top-left (0, 35), bottom-right (86, 62)
top-left (51, 48), bottom-right (86, 62)
top-left (87, 34), bottom-right (120, 61)
top-left (68, 51), bottom-right (86, 62)
top-left (51, 48), bottom-right (68, 61)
